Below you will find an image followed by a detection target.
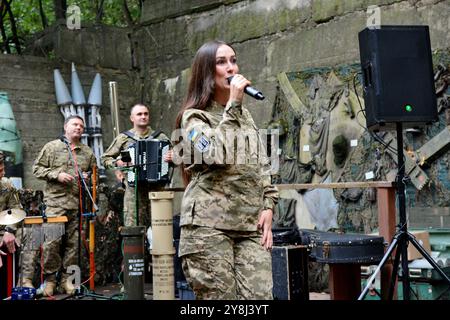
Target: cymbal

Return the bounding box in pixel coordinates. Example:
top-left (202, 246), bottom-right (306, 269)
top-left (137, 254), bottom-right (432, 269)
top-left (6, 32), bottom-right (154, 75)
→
top-left (0, 208), bottom-right (26, 225)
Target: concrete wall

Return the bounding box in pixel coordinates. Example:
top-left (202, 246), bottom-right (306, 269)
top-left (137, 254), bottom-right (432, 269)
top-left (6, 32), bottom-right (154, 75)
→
top-left (52, 23), bottom-right (133, 70)
top-left (18, 0), bottom-right (447, 211)
top-left (0, 54), bottom-right (138, 190)
top-left (2, 0), bottom-right (448, 207)
top-left (135, 0), bottom-right (449, 133)
top-left (44, 0), bottom-right (449, 138)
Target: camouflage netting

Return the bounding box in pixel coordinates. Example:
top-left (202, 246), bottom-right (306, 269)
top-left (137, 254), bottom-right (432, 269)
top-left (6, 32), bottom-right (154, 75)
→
top-left (270, 49), bottom-right (450, 293)
top-left (91, 182), bottom-right (124, 285)
top-left (337, 49), bottom-right (450, 232)
top-left (271, 49), bottom-right (450, 233)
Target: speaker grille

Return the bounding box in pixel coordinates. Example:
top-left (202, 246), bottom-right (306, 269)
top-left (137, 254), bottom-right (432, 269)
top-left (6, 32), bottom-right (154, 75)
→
top-left (358, 26), bottom-right (437, 131)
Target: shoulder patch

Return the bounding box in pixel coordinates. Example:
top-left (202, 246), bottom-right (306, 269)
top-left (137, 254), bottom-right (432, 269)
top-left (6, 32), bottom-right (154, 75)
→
top-left (194, 135), bottom-right (210, 153)
top-left (187, 129), bottom-right (199, 142)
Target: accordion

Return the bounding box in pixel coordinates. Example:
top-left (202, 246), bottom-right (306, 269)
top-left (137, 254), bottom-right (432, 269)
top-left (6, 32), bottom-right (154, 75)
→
top-left (127, 139), bottom-right (170, 187)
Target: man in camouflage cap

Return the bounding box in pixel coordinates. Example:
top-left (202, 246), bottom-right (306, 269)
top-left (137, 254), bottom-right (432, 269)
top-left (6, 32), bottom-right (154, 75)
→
top-left (33, 115), bottom-right (97, 296)
top-left (101, 103), bottom-right (173, 228)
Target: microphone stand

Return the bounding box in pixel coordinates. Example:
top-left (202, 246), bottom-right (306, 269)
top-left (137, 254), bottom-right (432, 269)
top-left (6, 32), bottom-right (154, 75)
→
top-left (59, 137), bottom-right (109, 300)
top-left (61, 138), bottom-right (98, 212)
top-left (116, 158), bottom-right (169, 227)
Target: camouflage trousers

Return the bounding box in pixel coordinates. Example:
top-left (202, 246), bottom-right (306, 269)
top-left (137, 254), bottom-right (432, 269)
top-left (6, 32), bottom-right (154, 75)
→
top-left (42, 209), bottom-right (79, 282)
top-left (14, 227), bottom-right (39, 281)
top-left (123, 184), bottom-right (151, 227)
top-left (21, 249), bottom-right (39, 280)
top-left (179, 225), bottom-right (273, 300)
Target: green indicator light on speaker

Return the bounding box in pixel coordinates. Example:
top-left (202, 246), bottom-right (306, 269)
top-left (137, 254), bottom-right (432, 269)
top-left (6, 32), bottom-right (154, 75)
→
top-left (405, 104), bottom-right (413, 112)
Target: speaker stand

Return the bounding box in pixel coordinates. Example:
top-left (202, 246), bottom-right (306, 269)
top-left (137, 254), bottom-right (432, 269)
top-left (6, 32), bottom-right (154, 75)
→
top-left (359, 122), bottom-right (450, 300)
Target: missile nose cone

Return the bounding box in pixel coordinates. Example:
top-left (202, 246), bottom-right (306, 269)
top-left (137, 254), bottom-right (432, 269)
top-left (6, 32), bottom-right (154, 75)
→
top-left (88, 73), bottom-right (102, 106)
top-left (54, 69), bottom-right (72, 106)
top-left (71, 63), bottom-right (86, 105)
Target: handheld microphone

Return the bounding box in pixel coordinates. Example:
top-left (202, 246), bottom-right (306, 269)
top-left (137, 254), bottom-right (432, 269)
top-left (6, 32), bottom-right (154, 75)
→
top-left (227, 76), bottom-right (265, 100)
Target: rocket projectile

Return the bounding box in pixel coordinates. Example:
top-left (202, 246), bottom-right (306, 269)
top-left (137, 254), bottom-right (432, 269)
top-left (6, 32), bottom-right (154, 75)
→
top-left (54, 69), bottom-right (72, 106)
top-left (88, 73), bottom-right (102, 106)
top-left (71, 63), bottom-right (86, 105)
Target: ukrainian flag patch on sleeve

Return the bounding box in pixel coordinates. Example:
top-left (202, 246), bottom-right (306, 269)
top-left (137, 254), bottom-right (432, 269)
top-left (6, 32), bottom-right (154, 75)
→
top-left (188, 129), bottom-right (210, 153)
top-left (187, 129), bottom-right (199, 142)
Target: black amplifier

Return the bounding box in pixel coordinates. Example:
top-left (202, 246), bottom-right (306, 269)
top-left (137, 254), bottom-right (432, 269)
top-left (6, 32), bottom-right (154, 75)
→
top-left (272, 245), bottom-right (309, 300)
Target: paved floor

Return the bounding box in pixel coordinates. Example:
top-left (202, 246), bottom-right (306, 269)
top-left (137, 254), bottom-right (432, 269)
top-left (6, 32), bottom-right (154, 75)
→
top-left (309, 292), bottom-right (331, 300)
top-left (35, 282), bottom-right (330, 300)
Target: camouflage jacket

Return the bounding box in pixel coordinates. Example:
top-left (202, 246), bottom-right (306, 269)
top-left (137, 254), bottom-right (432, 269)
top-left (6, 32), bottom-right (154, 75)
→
top-left (101, 126), bottom-right (169, 169)
top-left (0, 177), bottom-right (20, 236)
top-left (179, 100), bottom-right (279, 231)
top-left (32, 139), bottom-right (96, 213)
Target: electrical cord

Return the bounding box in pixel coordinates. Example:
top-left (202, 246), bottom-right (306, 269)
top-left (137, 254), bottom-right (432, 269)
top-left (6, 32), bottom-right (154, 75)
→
top-left (352, 72), bottom-right (399, 155)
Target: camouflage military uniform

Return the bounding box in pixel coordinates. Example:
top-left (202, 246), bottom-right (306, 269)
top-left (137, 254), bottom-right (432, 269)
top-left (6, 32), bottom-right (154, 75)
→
top-left (0, 178), bottom-right (39, 291)
top-left (178, 100), bottom-right (279, 300)
top-left (0, 182), bottom-right (40, 286)
top-left (33, 139), bottom-right (96, 284)
top-left (101, 127), bottom-right (169, 227)
top-left (0, 177), bottom-right (20, 251)
top-left (0, 177), bottom-right (20, 297)
top-left (16, 189), bottom-right (41, 284)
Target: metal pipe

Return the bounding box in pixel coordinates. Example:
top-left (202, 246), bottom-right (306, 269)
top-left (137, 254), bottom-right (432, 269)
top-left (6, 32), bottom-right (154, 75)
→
top-left (89, 220), bottom-right (95, 291)
top-left (89, 164), bottom-right (97, 291)
top-left (108, 81), bottom-right (120, 139)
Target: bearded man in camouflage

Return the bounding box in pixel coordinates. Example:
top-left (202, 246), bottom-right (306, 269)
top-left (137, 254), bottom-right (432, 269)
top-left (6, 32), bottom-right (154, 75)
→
top-left (33, 115), bottom-right (96, 296)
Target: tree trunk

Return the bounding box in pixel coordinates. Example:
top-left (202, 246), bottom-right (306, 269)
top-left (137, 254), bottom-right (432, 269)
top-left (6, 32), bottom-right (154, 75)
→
top-left (4, 0), bottom-right (21, 54)
top-left (0, 1), bottom-right (11, 54)
top-left (95, 0), bottom-right (105, 24)
top-left (53, 0), bottom-right (67, 21)
top-left (122, 0), bottom-right (134, 27)
top-left (39, 0), bottom-right (48, 28)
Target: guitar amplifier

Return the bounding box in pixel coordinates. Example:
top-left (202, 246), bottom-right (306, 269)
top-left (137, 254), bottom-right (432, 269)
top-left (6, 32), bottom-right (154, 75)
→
top-left (127, 139), bottom-right (170, 187)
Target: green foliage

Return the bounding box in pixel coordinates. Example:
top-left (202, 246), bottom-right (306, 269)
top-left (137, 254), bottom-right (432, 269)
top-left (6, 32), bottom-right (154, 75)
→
top-left (2, 0), bottom-right (141, 53)
top-left (10, 0), bottom-right (55, 39)
top-left (68, 0), bottom-right (141, 27)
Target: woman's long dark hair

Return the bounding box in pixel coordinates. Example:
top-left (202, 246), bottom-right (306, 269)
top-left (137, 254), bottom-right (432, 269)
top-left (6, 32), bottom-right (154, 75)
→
top-left (175, 40), bottom-right (235, 186)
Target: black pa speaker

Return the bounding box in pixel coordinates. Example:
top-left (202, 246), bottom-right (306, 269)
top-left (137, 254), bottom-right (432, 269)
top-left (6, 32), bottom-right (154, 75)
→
top-left (358, 25), bottom-right (437, 131)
